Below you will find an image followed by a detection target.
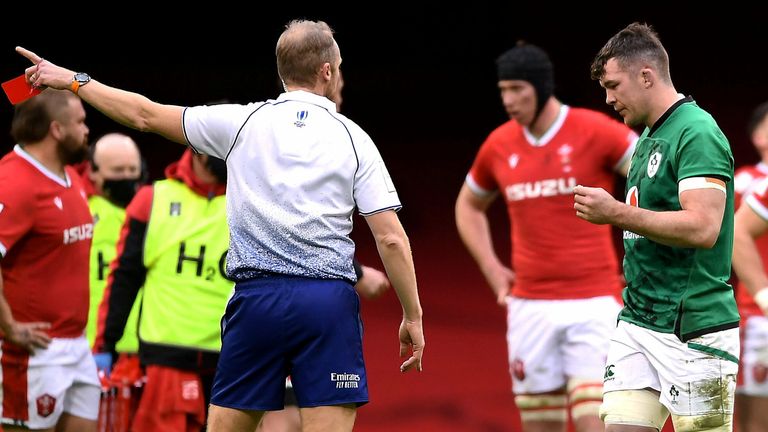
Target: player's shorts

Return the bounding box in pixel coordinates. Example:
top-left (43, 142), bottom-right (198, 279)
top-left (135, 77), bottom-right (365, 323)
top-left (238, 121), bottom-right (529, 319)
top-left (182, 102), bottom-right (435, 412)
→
top-left (505, 295), bottom-right (620, 394)
top-left (211, 275), bottom-right (368, 410)
top-left (737, 315), bottom-right (768, 396)
top-left (603, 320), bottom-right (739, 416)
top-left (131, 365), bottom-right (205, 432)
top-left (1, 336), bottom-right (100, 429)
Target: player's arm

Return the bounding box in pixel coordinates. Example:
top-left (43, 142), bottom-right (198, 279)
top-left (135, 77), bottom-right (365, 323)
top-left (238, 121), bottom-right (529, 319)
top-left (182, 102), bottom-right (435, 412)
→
top-left (455, 182), bottom-right (515, 305)
top-left (733, 202), bottom-right (768, 314)
top-left (574, 178), bottom-right (726, 248)
top-left (17, 47), bottom-right (185, 145)
top-left (0, 267), bottom-right (51, 351)
top-left (100, 219), bottom-right (149, 348)
top-left (0, 184), bottom-right (52, 351)
top-left (364, 210), bottom-right (423, 372)
top-left (94, 188), bottom-right (152, 354)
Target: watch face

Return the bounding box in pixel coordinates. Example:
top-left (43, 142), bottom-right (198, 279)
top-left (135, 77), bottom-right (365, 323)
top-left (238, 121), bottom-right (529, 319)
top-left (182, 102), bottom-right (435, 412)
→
top-left (75, 73), bottom-right (90, 83)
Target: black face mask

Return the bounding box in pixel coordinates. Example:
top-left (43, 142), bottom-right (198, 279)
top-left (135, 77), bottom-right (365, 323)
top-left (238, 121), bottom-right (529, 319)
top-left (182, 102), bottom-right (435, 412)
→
top-left (206, 157), bottom-right (227, 183)
top-left (102, 178), bottom-right (141, 208)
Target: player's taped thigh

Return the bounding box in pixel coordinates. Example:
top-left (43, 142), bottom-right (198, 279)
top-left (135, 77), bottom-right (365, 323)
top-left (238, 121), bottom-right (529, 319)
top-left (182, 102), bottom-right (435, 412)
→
top-left (515, 394), bottom-right (567, 422)
top-left (567, 377), bottom-right (603, 420)
top-left (671, 413), bottom-right (732, 431)
top-left (600, 389), bottom-right (669, 430)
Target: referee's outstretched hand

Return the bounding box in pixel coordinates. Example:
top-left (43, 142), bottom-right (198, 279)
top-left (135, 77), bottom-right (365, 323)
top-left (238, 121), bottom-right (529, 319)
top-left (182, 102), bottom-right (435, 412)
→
top-left (16, 46), bottom-right (76, 92)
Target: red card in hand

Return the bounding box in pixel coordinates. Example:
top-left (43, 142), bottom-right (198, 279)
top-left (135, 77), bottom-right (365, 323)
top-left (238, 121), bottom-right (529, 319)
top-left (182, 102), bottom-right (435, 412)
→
top-left (2, 74), bottom-right (42, 105)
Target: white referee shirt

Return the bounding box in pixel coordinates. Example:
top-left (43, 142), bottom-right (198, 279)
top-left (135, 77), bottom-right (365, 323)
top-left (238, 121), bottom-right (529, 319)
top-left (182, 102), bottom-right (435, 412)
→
top-left (183, 90), bottom-right (401, 282)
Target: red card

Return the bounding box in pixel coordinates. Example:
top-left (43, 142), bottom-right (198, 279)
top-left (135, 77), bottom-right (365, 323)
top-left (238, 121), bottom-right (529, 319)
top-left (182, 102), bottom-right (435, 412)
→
top-left (2, 74), bottom-right (42, 105)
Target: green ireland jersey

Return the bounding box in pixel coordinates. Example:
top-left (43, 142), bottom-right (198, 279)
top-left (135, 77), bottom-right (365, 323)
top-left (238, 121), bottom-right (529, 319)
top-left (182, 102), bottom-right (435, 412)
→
top-left (620, 97), bottom-right (739, 341)
top-left (140, 179), bottom-right (232, 351)
top-left (87, 195), bottom-right (142, 352)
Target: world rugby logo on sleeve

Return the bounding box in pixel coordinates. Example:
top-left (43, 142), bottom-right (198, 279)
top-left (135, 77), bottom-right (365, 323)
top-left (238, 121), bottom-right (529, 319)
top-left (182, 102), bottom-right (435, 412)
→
top-left (647, 152), bottom-right (662, 178)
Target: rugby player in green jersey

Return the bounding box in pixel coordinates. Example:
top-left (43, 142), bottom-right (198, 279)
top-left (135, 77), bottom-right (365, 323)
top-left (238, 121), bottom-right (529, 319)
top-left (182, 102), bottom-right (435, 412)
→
top-left (574, 22), bottom-right (738, 432)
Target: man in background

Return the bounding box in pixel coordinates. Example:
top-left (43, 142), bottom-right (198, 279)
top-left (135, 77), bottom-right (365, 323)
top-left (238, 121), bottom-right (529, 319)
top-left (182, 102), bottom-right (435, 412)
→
top-left (83, 133), bottom-right (144, 362)
top-left (94, 149), bottom-right (229, 431)
top-left (731, 101), bottom-right (768, 431)
top-left (0, 89), bottom-right (99, 431)
top-left (456, 42), bottom-right (636, 432)
top-left (79, 132), bottom-right (146, 431)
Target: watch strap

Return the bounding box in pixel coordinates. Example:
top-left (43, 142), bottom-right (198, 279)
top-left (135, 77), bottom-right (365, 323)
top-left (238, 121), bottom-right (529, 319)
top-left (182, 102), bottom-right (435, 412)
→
top-left (71, 73), bottom-right (90, 94)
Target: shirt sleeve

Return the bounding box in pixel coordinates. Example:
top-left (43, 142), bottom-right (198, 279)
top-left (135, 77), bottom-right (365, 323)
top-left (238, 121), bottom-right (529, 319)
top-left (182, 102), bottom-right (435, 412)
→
top-left (353, 129), bottom-right (402, 215)
top-left (0, 173), bottom-right (35, 257)
top-left (676, 124), bottom-right (733, 182)
top-left (745, 177), bottom-right (768, 221)
top-left (594, 114), bottom-right (638, 171)
top-left (466, 136), bottom-right (499, 197)
top-left (734, 168), bottom-right (756, 198)
top-left (182, 103), bottom-right (263, 160)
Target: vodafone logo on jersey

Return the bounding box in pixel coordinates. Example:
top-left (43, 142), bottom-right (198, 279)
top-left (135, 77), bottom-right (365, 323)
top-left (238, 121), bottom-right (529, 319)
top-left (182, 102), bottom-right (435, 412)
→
top-left (623, 186), bottom-right (644, 240)
top-left (626, 186), bottom-right (639, 207)
top-left (0, 203), bottom-right (4, 214)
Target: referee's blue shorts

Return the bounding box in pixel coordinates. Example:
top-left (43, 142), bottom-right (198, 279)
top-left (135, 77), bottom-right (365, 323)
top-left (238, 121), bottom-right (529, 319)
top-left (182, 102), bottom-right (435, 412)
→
top-left (210, 275), bottom-right (369, 410)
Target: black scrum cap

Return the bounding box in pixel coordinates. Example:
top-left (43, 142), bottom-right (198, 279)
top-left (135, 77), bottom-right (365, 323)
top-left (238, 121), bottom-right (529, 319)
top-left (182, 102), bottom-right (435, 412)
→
top-left (496, 43), bottom-right (554, 115)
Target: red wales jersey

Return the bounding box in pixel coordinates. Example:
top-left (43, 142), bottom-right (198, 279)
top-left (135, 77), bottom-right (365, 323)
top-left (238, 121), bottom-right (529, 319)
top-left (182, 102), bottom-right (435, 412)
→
top-left (468, 106), bottom-right (637, 299)
top-left (0, 146), bottom-right (93, 337)
top-left (735, 163), bottom-right (768, 318)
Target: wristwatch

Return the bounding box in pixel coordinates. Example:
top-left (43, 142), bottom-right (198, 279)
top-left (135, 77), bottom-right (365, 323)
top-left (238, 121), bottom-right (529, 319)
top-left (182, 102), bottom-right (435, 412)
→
top-left (70, 72), bottom-right (91, 94)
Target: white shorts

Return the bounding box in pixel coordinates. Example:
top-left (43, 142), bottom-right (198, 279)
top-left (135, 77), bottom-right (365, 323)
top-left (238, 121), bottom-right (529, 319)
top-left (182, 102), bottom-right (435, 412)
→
top-left (738, 315), bottom-right (768, 396)
top-left (505, 295), bottom-right (620, 394)
top-left (603, 321), bottom-right (739, 416)
top-left (1, 336), bottom-right (100, 429)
